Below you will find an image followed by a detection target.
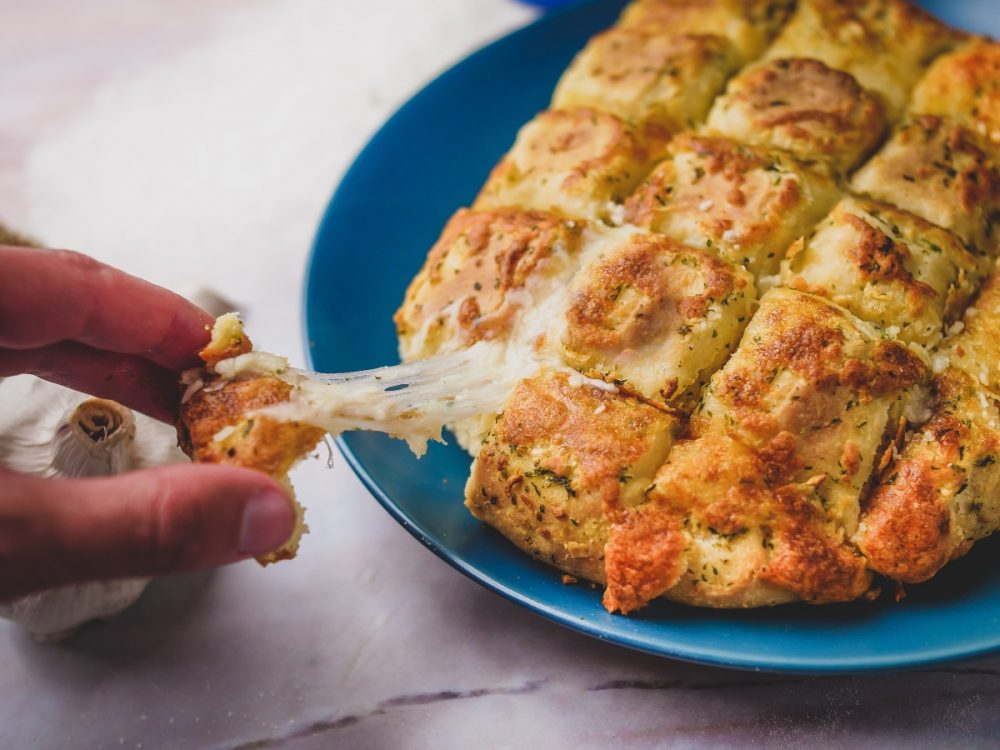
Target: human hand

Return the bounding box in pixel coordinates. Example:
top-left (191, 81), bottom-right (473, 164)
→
top-left (0, 245), bottom-right (295, 600)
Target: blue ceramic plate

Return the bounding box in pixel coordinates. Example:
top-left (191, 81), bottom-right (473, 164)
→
top-left (304, 0), bottom-right (1000, 672)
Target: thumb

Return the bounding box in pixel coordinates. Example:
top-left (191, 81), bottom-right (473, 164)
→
top-left (0, 464), bottom-right (295, 600)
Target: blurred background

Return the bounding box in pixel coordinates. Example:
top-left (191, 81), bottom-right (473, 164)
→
top-left (1, 0), bottom-right (539, 355)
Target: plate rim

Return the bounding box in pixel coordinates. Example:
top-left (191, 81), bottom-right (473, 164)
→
top-left (331, 435), bottom-right (1000, 674)
top-left (302, 0), bottom-right (1000, 674)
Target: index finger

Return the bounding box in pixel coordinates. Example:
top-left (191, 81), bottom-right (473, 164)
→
top-left (0, 245), bottom-right (214, 370)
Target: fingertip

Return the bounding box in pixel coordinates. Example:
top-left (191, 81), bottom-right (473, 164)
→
top-left (69, 463), bottom-right (296, 578)
top-left (148, 463), bottom-right (296, 562)
top-left (0, 464), bottom-right (300, 599)
top-left (237, 488), bottom-right (297, 555)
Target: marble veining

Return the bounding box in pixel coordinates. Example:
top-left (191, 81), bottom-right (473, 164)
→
top-left (227, 681), bottom-right (547, 749)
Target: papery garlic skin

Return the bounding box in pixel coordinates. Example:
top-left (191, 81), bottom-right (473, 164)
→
top-left (0, 376), bottom-right (185, 640)
top-left (0, 580), bottom-right (150, 642)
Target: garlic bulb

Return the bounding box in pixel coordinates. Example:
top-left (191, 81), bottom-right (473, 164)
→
top-left (0, 580), bottom-right (153, 643)
top-left (0, 375), bottom-right (186, 641)
top-left (52, 398), bottom-right (136, 476)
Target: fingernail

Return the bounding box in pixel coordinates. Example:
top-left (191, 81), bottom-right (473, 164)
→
top-left (238, 489), bottom-right (294, 554)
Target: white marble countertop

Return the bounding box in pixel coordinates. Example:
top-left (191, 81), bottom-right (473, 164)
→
top-left (2, 1), bottom-right (999, 747)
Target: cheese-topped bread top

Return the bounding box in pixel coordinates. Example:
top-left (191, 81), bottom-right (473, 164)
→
top-left (619, 0), bottom-right (794, 61)
top-left (475, 108), bottom-right (668, 223)
top-left (781, 197), bottom-right (989, 347)
top-left (765, 0), bottom-right (963, 118)
top-left (553, 30), bottom-right (740, 134)
top-left (851, 116), bottom-right (1000, 254)
top-left (910, 37), bottom-right (1000, 150)
top-left (625, 134), bottom-right (840, 278)
top-left (466, 368), bottom-right (678, 583)
top-left (561, 230), bottom-right (754, 409)
top-left (606, 429), bottom-right (871, 611)
top-left (706, 57), bottom-right (886, 174)
top-left (395, 208), bottom-right (583, 361)
top-left (698, 287), bottom-right (927, 535)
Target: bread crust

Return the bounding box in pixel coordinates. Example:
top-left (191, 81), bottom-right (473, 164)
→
top-left (177, 323), bottom-right (324, 564)
top-left (619, 0), bottom-right (793, 61)
top-left (706, 58), bottom-right (886, 173)
top-left (910, 37), bottom-right (1000, 150)
top-left (765, 0), bottom-right (963, 118)
top-left (475, 108), bottom-right (669, 223)
top-left (466, 370), bottom-right (678, 583)
top-left (394, 208), bottom-right (584, 361)
top-left (625, 134), bottom-right (840, 277)
top-left (851, 116), bottom-right (1000, 254)
top-left (781, 197), bottom-right (989, 347)
top-left (857, 367), bottom-right (1000, 582)
top-left (562, 232), bottom-right (755, 409)
top-left (554, 30), bottom-right (740, 133)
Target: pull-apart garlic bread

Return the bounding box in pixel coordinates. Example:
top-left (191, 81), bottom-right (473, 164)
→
top-left (781, 198), bottom-right (989, 348)
top-left (852, 117), bottom-right (1000, 253)
top-left (618, 0), bottom-right (793, 62)
top-left (560, 232), bottom-right (755, 409)
top-left (467, 369), bottom-right (679, 584)
top-left (397, 218), bottom-right (755, 435)
top-left (909, 37), bottom-right (1000, 151)
top-left (180, 0), bottom-right (1000, 614)
top-left (552, 30), bottom-right (741, 134)
top-left (625, 133), bottom-right (841, 279)
top-left (856, 366), bottom-right (1000, 584)
top-left (706, 57), bottom-right (887, 174)
top-left (763, 0), bottom-right (963, 119)
top-left (393, 208), bottom-right (585, 450)
top-left (394, 208), bottom-right (584, 363)
top-left (855, 275), bottom-right (1000, 583)
top-left (603, 288), bottom-right (926, 612)
top-left (474, 109), bottom-right (670, 224)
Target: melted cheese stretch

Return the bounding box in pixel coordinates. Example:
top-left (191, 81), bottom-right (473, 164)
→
top-left (219, 227), bottom-right (644, 454)
top-left (213, 341), bottom-right (531, 455)
top-left (209, 258), bottom-right (618, 456)
top-left (205, 221), bottom-right (750, 457)
top-left (214, 343), bottom-right (619, 455)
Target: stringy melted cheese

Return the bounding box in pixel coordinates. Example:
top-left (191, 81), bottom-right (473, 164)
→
top-left (205, 229), bottom-right (640, 455)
